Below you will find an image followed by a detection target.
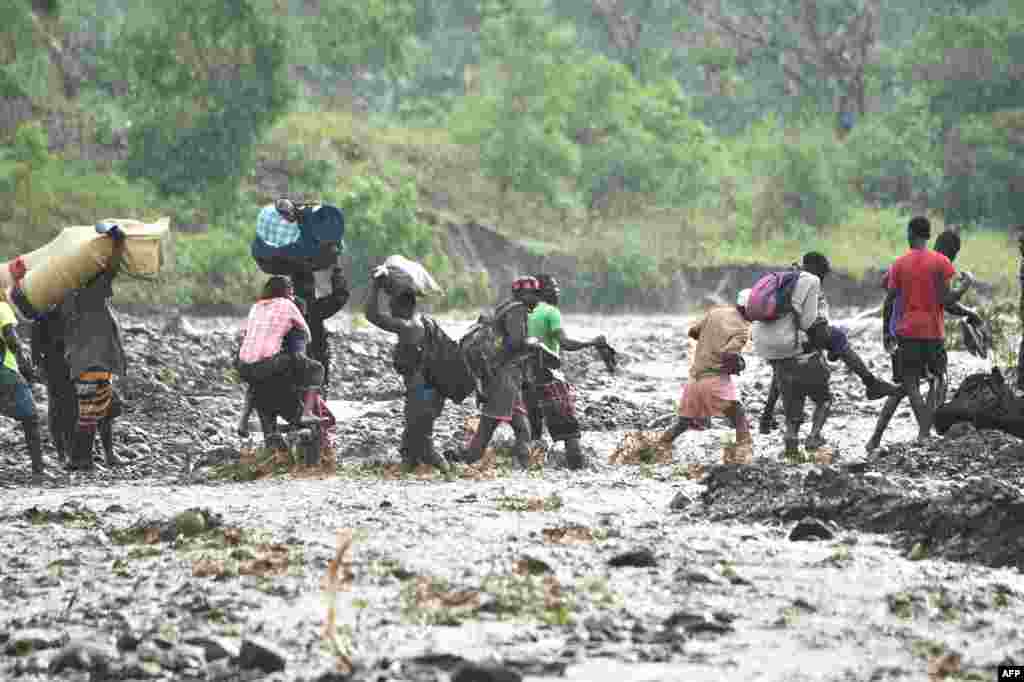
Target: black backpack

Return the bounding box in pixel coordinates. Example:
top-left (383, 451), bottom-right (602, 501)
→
top-left (421, 317), bottom-right (476, 403)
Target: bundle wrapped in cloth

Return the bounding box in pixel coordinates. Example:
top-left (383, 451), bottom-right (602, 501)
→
top-left (377, 254), bottom-right (444, 298)
top-left (251, 202), bottom-right (345, 276)
top-left (2, 217), bottom-right (169, 319)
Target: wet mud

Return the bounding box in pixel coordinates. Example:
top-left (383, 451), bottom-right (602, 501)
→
top-left (2, 311), bottom-right (1023, 681)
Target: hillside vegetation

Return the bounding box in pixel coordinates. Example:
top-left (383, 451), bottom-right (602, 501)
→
top-left (1, 0), bottom-right (1021, 309)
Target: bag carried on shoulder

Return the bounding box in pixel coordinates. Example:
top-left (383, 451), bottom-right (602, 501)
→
top-left (746, 269), bottom-right (801, 322)
top-left (421, 317), bottom-right (476, 403)
top-left (459, 299), bottom-right (524, 382)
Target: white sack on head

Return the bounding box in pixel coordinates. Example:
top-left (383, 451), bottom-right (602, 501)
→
top-left (383, 254), bottom-right (443, 298)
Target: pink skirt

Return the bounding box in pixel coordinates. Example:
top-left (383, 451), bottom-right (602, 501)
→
top-left (678, 375), bottom-right (738, 420)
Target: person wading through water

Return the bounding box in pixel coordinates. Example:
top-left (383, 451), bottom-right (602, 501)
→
top-left (525, 274), bottom-right (611, 470)
top-left (364, 265), bottom-right (451, 474)
top-left (868, 223), bottom-right (976, 449)
top-left (758, 253), bottom-right (899, 434)
top-left (237, 275), bottom-right (325, 446)
top-left (0, 298), bottom-right (43, 480)
top-left (752, 254), bottom-right (835, 456)
top-left (660, 289), bottom-right (754, 459)
top-left (454, 276), bottom-right (542, 470)
top-left (61, 239), bottom-right (128, 471)
top-left (237, 266), bottom-right (348, 437)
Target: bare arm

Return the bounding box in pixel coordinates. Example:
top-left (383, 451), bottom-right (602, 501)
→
top-left (883, 287), bottom-right (898, 342)
top-left (935, 271), bottom-right (965, 307)
top-left (364, 279), bottom-right (415, 336)
top-left (310, 268), bottom-right (350, 321)
top-left (557, 329), bottom-right (602, 351)
top-left (688, 313), bottom-right (708, 341)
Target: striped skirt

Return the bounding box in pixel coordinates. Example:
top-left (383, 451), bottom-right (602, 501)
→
top-left (76, 369), bottom-right (116, 430)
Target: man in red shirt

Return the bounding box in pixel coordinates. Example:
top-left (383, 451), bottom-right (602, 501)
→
top-left (883, 216), bottom-right (972, 441)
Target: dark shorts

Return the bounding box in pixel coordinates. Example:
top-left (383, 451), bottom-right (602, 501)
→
top-left (771, 354), bottom-right (831, 424)
top-left (526, 374), bottom-right (581, 442)
top-left (239, 352), bottom-right (324, 388)
top-left (895, 339), bottom-right (946, 382)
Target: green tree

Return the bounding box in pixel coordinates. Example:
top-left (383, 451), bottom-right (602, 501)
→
top-left (450, 0), bottom-right (582, 223)
top-left (7, 122), bottom-right (57, 234)
top-left (0, 0), bottom-right (53, 100)
top-left (339, 174), bottom-right (444, 279)
top-left (117, 0), bottom-right (292, 207)
top-left (897, 12), bottom-right (1024, 225)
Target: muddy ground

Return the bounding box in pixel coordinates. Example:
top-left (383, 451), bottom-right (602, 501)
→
top-left (2, 310), bottom-right (1024, 681)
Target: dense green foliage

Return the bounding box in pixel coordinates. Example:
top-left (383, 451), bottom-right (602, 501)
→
top-left (0, 0), bottom-right (1021, 307)
top-left (116, 0), bottom-right (292, 208)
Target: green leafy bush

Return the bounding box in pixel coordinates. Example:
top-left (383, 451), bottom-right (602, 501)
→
top-left (340, 174), bottom-right (445, 280)
top-left (117, 0), bottom-right (292, 206)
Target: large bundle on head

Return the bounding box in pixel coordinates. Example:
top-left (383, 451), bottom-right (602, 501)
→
top-left (381, 254), bottom-right (443, 298)
top-left (3, 218), bottom-right (169, 319)
top-left (251, 203), bottom-right (345, 276)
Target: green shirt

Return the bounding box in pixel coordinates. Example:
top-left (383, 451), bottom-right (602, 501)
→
top-left (528, 301), bottom-right (562, 355)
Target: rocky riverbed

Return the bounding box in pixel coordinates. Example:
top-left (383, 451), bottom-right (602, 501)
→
top-left (2, 311), bottom-right (1023, 681)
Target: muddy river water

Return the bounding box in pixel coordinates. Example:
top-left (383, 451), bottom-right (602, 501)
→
top-left (1, 312), bottom-right (1022, 681)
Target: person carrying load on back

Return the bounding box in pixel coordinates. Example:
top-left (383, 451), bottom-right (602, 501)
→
top-left (525, 274), bottom-right (615, 470)
top-left (867, 228), bottom-right (981, 451)
top-left (659, 289), bottom-right (754, 460)
top-left (875, 217), bottom-right (971, 444)
top-left (364, 262), bottom-right (454, 474)
top-left (453, 276), bottom-right (543, 470)
top-left (237, 265), bottom-right (349, 437)
top-left (60, 238), bottom-right (128, 472)
top-left (0, 298), bottom-right (43, 481)
top-left (32, 306), bottom-right (75, 465)
top-left (237, 276), bottom-right (325, 438)
top-left (751, 254), bottom-right (834, 457)
top-left (292, 267), bottom-right (349, 388)
top-left (757, 252), bottom-right (899, 435)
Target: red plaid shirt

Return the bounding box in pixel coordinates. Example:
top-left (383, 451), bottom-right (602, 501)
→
top-left (239, 297), bottom-right (310, 363)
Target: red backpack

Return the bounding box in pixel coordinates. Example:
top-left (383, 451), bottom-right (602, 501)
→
top-left (746, 269), bottom-right (801, 322)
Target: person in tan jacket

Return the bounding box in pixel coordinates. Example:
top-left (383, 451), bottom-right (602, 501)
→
top-left (660, 289), bottom-right (754, 460)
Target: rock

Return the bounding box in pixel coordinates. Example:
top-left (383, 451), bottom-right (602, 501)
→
top-left (663, 610), bottom-right (734, 635)
top-left (668, 491), bottom-right (692, 510)
top-left (183, 635), bottom-right (239, 662)
top-left (5, 629), bottom-right (63, 656)
top-left (49, 640), bottom-right (115, 675)
top-left (451, 662), bottom-right (524, 682)
top-left (116, 631), bottom-right (141, 652)
top-left (608, 548), bottom-right (658, 568)
top-left (237, 637), bottom-right (287, 673)
top-left (944, 422), bottom-right (975, 440)
top-left (675, 568), bottom-right (726, 586)
top-left (173, 509), bottom-right (206, 536)
top-left (788, 516), bottom-right (835, 542)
